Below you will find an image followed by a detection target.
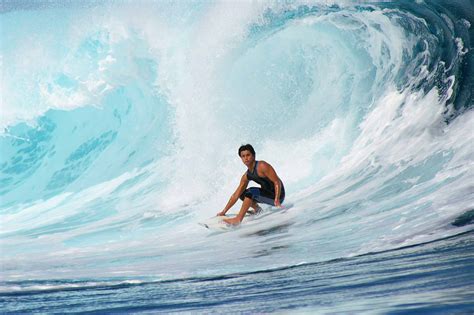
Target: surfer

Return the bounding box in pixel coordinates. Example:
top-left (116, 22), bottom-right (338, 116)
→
top-left (217, 144), bottom-right (285, 225)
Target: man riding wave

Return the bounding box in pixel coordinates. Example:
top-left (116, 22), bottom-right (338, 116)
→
top-left (218, 144), bottom-right (285, 225)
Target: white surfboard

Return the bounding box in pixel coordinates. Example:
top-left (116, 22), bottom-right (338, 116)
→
top-left (198, 216), bottom-right (233, 231)
top-left (198, 203), bottom-right (294, 231)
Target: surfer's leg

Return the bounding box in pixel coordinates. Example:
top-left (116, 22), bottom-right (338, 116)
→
top-left (223, 197), bottom-right (253, 225)
top-left (247, 200), bottom-right (262, 214)
top-left (257, 188), bottom-right (284, 206)
top-left (236, 197), bottom-right (253, 221)
top-left (240, 188), bottom-right (262, 214)
top-left (251, 200), bottom-right (259, 210)
top-left (240, 190), bottom-right (259, 207)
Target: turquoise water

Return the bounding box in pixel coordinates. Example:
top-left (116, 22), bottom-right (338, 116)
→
top-left (1, 0), bottom-right (473, 313)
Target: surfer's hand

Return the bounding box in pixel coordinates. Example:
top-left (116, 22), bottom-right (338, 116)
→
top-left (274, 199), bottom-right (281, 208)
top-left (217, 210), bottom-right (226, 216)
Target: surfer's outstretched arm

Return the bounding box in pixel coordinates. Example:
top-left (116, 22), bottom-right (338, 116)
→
top-left (217, 174), bottom-right (248, 216)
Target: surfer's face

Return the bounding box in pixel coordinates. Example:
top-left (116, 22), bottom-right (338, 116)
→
top-left (240, 150), bottom-right (255, 167)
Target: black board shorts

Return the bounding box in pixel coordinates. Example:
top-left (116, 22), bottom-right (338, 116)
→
top-left (240, 187), bottom-right (285, 206)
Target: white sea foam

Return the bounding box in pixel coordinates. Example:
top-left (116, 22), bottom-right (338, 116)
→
top-left (1, 1), bottom-right (472, 284)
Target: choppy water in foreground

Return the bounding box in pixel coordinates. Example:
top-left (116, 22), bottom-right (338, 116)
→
top-left (3, 232), bottom-right (473, 313)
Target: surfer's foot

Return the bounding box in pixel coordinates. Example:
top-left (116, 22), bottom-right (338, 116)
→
top-left (248, 205), bottom-right (263, 215)
top-left (223, 217), bottom-right (241, 225)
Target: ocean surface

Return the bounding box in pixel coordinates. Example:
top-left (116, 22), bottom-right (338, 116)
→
top-left (1, 0), bottom-right (473, 313)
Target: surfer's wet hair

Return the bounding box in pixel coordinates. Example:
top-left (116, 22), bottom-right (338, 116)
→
top-left (238, 144), bottom-right (255, 157)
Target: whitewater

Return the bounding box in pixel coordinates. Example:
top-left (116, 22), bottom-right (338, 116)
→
top-left (1, 0), bottom-right (473, 313)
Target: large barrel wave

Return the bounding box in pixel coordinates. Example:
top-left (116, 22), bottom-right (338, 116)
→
top-left (1, 0), bottom-right (473, 303)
